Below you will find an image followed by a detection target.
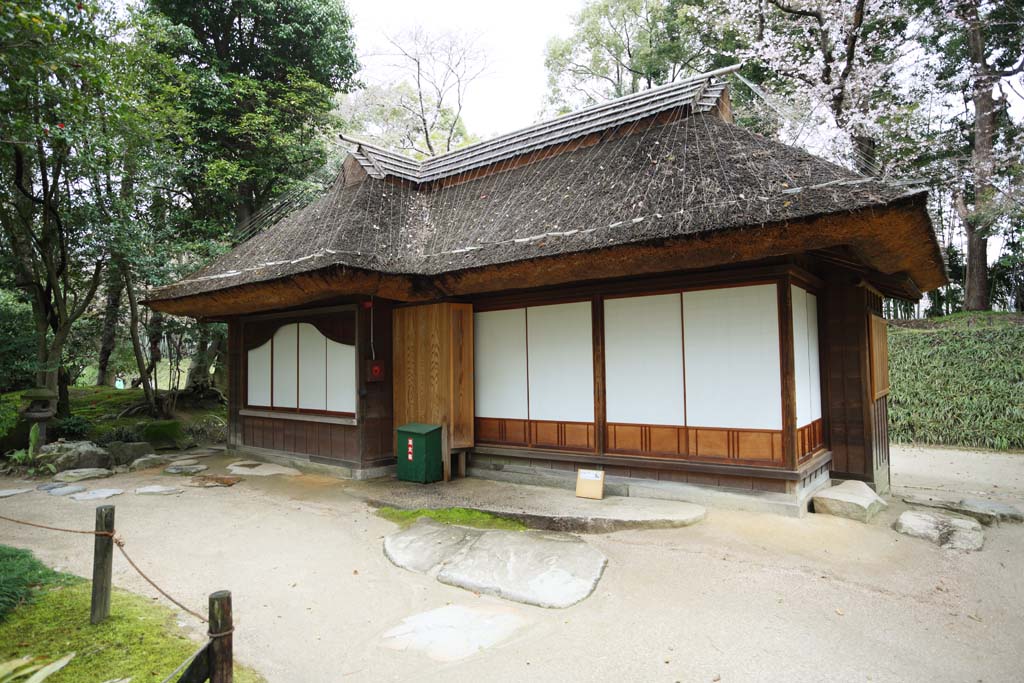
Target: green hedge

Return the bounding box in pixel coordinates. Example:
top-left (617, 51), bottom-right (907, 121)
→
top-left (888, 314), bottom-right (1024, 450)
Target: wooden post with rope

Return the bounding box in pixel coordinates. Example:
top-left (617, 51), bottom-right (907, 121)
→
top-left (208, 591), bottom-right (233, 683)
top-left (90, 505), bottom-right (114, 624)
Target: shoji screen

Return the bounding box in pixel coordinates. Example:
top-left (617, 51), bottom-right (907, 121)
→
top-left (271, 324), bottom-right (298, 408)
top-left (604, 293), bottom-right (685, 425)
top-left (683, 284), bottom-right (782, 430)
top-left (297, 323), bottom-right (327, 410)
top-left (326, 338), bottom-right (356, 414)
top-left (246, 341), bottom-right (272, 407)
top-left (792, 285), bottom-right (822, 427)
top-left (473, 309), bottom-right (529, 419)
top-left (526, 302), bottom-right (594, 422)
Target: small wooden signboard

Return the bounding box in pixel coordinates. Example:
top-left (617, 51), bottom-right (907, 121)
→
top-left (575, 468), bottom-right (605, 500)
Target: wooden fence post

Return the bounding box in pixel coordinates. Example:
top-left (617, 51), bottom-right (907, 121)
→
top-left (208, 590), bottom-right (233, 683)
top-left (90, 505), bottom-right (114, 624)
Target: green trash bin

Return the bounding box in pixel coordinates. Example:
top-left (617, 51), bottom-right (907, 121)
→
top-left (396, 423), bottom-right (443, 483)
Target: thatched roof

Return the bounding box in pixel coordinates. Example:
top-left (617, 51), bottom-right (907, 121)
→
top-left (148, 71), bottom-right (943, 310)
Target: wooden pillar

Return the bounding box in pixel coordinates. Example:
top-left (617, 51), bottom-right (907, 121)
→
top-left (777, 278), bottom-right (798, 470)
top-left (208, 590), bottom-right (233, 683)
top-left (90, 505), bottom-right (114, 624)
top-left (226, 319), bottom-right (242, 450)
top-left (591, 296), bottom-right (606, 455)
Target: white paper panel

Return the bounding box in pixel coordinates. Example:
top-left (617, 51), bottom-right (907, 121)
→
top-left (272, 323), bottom-right (297, 408)
top-left (791, 285), bottom-right (812, 427)
top-left (604, 294), bottom-right (685, 425)
top-left (326, 339), bottom-right (356, 414)
top-left (806, 292), bottom-right (822, 421)
top-left (683, 284), bottom-right (782, 430)
top-left (527, 302), bottom-right (594, 422)
top-left (473, 309), bottom-right (529, 419)
top-left (297, 323), bottom-right (327, 411)
top-left (246, 340), bottom-right (272, 407)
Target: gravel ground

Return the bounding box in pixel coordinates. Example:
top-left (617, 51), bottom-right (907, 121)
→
top-left (1, 443), bottom-right (1022, 683)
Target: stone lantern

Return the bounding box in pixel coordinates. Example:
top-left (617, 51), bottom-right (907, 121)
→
top-left (20, 387), bottom-right (57, 445)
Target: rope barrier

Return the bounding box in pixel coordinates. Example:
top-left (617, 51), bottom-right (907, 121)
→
top-left (0, 512), bottom-right (208, 623)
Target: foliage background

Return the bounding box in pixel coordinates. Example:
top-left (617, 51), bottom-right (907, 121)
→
top-left (888, 314), bottom-right (1024, 450)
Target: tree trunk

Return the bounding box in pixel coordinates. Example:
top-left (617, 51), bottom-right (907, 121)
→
top-left (96, 265), bottom-right (124, 386)
top-left (122, 266), bottom-right (158, 416)
top-left (959, 0), bottom-right (997, 311)
top-left (185, 324), bottom-right (212, 388)
top-left (56, 366), bottom-right (71, 418)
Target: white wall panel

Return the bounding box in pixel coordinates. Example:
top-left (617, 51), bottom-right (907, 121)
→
top-left (246, 340), bottom-right (272, 407)
top-left (326, 339), bottom-right (356, 414)
top-left (297, 323), bottom-right (327, 411)
top-left (474, 309), bottom-right (529, 419)
top-left (791, 285), bottom-right (812, 427)
top-left (604, 294), bottom-right (685, 425)
top-left (683, 284), bottom-right (781, 430)
top-left (271, 323), bottom-right (297, 408)
top-left (527, 302), bottom-right (594, 422)
top-left (806, 292), bottom-right (821, 421)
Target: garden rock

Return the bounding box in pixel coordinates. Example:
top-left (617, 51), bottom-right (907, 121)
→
top-left (903, 494), bottom-right (1022, 527)
top-left (164, 464), bottom-right (207, 475)
top-left (0, 488), bottom-right (31, 498)
top-left (140, 420), bottom-right (195, 450)
top-left (168, 458), bottom-right (199, 466)
top-left (812, 480), bottom-right (887, 523)
top-left (70, 488), bottom-right (123, 501)
top-left (893, 510), bottom-right (984, 551)
top-left (186, 475), bottom-right (241, 488)
top-left (54, 467), bottom-right (112, 483)
top-left (48, 485), bottom-right (86, 497)
top-left (106, 441), bottom-right (155, 466)
top-left (135, 485), bottom-right (183, 496)
top-left (36, 482), bottom-right (65, 491)
top-left (129, 454), bottom-right (171, 471)
top-left (40, 441), bottom-right (111, 470)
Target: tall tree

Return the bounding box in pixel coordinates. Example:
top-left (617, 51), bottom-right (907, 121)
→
top-left (0, 1), bottom-right (180, 408)
top-left (912, 0), bottom-right (1024, 310)
top-left (147, 0), bottom-right (359, 231)
top-left (544, 0), bottom-right (733, 112)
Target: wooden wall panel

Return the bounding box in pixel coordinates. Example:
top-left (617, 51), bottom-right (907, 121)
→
top-left (393, 302), bottom-right (475, 450)
top-left (604, 423), bottom-right (783, 465)
top-left (869, 314), bottom-right (890, 400)
top-left (239, 415), bottom-right (361, 463)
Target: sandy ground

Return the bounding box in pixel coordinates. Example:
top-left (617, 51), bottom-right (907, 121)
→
top-left (2, 444), bottom-right (1023, 683)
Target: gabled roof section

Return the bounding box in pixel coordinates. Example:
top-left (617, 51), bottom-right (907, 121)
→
top-left (342, 65), bottom-right (738, 184)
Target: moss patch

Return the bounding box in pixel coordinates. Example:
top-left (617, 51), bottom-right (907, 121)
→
top-left (377, 506), bottom-right (526, 531)
top-left (0, 571), bottom-right (264, 682)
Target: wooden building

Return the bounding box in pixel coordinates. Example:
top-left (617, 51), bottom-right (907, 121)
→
top-left (146, 67), bottom-right (946, 510)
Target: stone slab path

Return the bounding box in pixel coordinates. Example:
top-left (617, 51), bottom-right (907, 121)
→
top-left (357, 476), bottom-right (705, 533)
top-left (384, 519), bottom-right (607, 608)
top-left (381, 604), bottom-right (528, 662)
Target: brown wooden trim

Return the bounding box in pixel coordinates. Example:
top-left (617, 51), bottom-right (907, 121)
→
top-left (475, 417), bottom-right (596, 452)
top-left (592, 296), bottom-right (606, 455)
top-left (777, 278), bottom-right (798, 469)
top-left (472, 444), bottom-right (831, 481)
top-left (239, 408), bottom-right (357, 426)
top-left (797, 418), bottom-right (825, 462)
top-left (470, 264), bottom-right (808, 312)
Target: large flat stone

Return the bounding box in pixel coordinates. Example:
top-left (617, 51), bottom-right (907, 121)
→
top-left (129, 454), bottom-right (171, 471)
top-left (812, 480), bottom-right (887, 523)
top-left (904, 495), bottom-right (1022, 527)
top-left (384, 519), bottom-right (483, 574)
top-left (54, 468), bottom-right (112, 483)
top-left (135, 485), bottom-right (183, 496)
top-left (227, 461), bottom-right (300, 477)
top-left (48, 485), bottom-right (86, 497)
top-left (893, 510), bottom-right (984, 551)
top-left (0, 488), bottom-right (31, 498)
top-left (382, 604), bottom-right (527, 661)
top-left (69, 488), bottom-right (123, 501)
top-left (437, 529), bottom-right (607, 609)
top-left (41, 441), bottom-right (111, 470)
top-left (164, 464), bottom-right (208, 475)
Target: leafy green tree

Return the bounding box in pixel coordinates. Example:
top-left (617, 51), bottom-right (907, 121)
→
top-left (146, 0), bottom-right (359, 230)
top-left (544, 0), bottom-right (742, 112)
top-left (1, 2), bottom-right (151, 407)
top-left (0, 289), bottom-right (36, 393)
